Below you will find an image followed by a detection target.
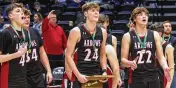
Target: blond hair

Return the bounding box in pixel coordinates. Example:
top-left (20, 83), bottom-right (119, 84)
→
top-left (82, 2), bottom-right (100, 12)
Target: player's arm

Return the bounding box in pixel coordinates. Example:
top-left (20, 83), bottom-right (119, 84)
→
top-left (39, 46), bottom-right (52, 73)
top-left (64, 48), bottom-right (73, 80)
top-left (106, 44), bottom-right (121, 88)
top-left (112, 35), bottom-right (117, 52)
top-left (66, 27), bottom-right (87, 83)
top-left (0, 49), bottom-right (27, 63)
top-left (39, 46), bottom-right (52, 84)
top-left (121, 33), bottom-right (131, 67)
top-left (100, 28), bottom-right (107, 71)
top-left (65, 60), bottom-right (72, 80)
top-left (154, 31), bottom-right (169, 69)
top-left (34, 28), bottom-right (52, 73)
top-left (165, 45), bottom-right (174, 87)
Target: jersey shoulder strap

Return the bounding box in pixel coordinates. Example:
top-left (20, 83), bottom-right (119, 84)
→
top-left (3, 27), bottom-right (16, 54)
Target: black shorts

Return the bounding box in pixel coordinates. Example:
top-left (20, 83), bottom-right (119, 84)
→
top-left (158, 69), bottom-right (164, 88)
top-left (47, 54), bottom-right (64, 69)
top-left (103, 82), bottom-right (109, 88)
top-left (129, 78), bottom-right (160, 88)
top-left (9, 85), bottom-right (27, 88)
top-left (27, 73), bottom-right (46, 88)
top-left (8, 78), bottom-right (28, 88)
top-left (9, 81), bottom-right (27, 88)
top-left (73, 81), bottom-right (81, 88)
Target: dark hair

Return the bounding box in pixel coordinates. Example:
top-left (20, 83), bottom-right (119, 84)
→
top-left (34, 1), bottom-right (40, 6)
top-left (6, 3), bottom-right (23, 17)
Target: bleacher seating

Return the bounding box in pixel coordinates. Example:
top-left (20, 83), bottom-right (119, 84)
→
top-left (1, 0), bottom-right (176, 87)
top-left (145, 0), bottom-right (176, 30)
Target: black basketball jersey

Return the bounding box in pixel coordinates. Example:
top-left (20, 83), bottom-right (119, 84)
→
top-left (163, 36), bottom-right (175, 45)
top-left (0, 26), bottom-right (28, 88)
top-left (106, 33), bottom-right (112, 45)
top-left (75, 24), bottom-right (103, 76)
top-left (129, 30), bottom-right (158, 82)
top-left (26, 28), bottom-right (43, 76)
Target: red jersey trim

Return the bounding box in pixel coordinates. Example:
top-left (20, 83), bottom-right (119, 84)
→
top-left (128, 56), bottom-right (133, 84)
top-left (1, 62), bottom-right (9, 88)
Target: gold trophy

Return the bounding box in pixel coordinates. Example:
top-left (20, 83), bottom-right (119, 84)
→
top-left (81, 75), bottom-right (114, 88)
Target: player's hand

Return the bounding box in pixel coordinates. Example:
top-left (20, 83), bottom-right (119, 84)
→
top-left (129, 56), bottom-right (138, 70)
top-left (46, 71), bottom-right (53, 84)
top-left (77, 73), bottom-right (88, 83)
top-left (17, 44), bottom-right (27, 56)
top-left (117, 79), bottom-right (122, 88)
top-left (164, 67), bottom-right (173, 82)
top-left (165, 83), bottom-right (171, 88)
top-left (99, 72), bottom-right (108, 83)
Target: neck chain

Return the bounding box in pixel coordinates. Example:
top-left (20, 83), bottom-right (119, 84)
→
top-left (84, 23), bottom-right (97, 50)
top-left (10, 24), bottom-right (25, 43)
top-left (135, 30), bottom-right (148, 49)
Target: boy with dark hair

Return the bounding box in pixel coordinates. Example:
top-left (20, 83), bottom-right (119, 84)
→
top-left (0, 3), bottom-right (28, 88)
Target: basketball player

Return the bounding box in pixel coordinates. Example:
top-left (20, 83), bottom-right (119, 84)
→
top-left (151, 23), bottom-right (174, 88)
top-left (98, 14), bottom-right (122, 88)
top-left (162, 20), bottom-right (176, 88)
top-left (121, 7), bottom-right (171, 88)
top-left (22, 8), bottom-right (52, 88)
top-left (0, 3), bottom-right (28, 88)
top-left (65, 2), bottom-right (107, 88)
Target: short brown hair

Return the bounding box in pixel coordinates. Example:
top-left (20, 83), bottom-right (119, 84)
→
top-left (82, 2), bottom-right (100, 12)
top-left (6, 3), bottom-right (23, 16)
top-left (23, 8), bottom-right (31, 16)
top-left (162, 20), bottom-right (171, 26)
top-left (130, 7), bottom-right (149, 24)
top-left (98, 14), bottom-right (109, 24)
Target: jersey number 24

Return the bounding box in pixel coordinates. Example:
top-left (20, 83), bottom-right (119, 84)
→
top-left (84, 48), bottom-right (98, 61)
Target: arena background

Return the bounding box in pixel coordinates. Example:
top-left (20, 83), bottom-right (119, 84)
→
top-left (1, 0), bottom-right (176, 87)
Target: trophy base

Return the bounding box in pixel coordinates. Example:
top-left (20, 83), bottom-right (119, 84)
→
top-left (81, 80), bottom-right (103, 88)
top-left (81, 75), bottom-right (114, 88)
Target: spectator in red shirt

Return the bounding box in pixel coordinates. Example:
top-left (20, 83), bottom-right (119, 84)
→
top-left (42, 10), bottom-right (67, 69)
